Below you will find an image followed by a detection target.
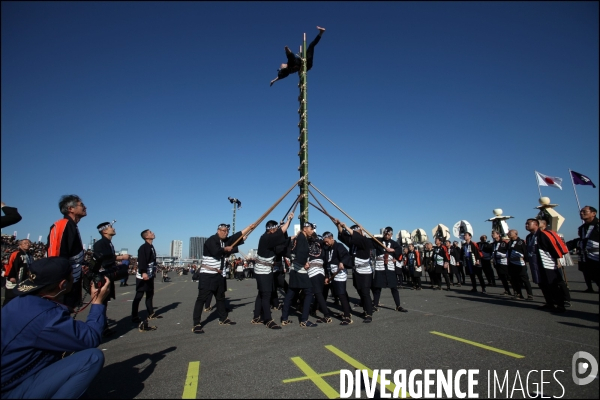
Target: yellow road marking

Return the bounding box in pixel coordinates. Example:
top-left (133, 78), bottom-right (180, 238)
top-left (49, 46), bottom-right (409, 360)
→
top-left (325, 345), bottom-right (405, 397)
top-left (155, 282), bottom-right (175, 293)
top-left (430, 331), bottom-right (525, 358)
top-left (182, 361), bottom-right (200, 399)
top-left (283, 370), bottom-right (340, 383)
top-left (290, 357), bottom-right (340, 399)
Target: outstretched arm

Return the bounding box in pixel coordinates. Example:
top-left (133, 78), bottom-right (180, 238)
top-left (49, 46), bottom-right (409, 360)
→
top-left (280, 213), bottom-right (294, 232)
top-left (270, 77), bottom-right (279, 87)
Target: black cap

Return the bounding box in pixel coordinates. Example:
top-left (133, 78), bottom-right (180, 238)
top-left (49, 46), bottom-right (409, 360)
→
top-left (14, 257), bottom-right (71, 296)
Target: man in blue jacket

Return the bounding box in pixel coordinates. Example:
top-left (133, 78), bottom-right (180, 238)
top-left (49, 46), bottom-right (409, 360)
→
top-left (1, 257), bottom-right (110, 398)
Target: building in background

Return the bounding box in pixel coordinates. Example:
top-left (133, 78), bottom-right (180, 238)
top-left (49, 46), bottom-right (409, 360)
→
top-left (189, 237), bottom-right (207, 259)
top-left (171, 240), bottom-right (183, 259)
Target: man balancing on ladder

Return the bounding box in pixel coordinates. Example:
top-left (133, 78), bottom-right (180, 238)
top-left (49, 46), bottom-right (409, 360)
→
top-left (270, 26), bottom-right (325, 87)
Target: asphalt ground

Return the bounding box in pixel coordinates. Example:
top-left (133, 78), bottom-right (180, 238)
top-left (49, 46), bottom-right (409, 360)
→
top-left (2, 265), bottom-right (599, 399)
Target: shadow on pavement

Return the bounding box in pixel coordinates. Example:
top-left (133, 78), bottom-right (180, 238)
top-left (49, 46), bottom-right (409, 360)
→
top-left (445, 294), bottom-right (600, 323)
top-left (153, 301), bottom-right (182, 315)
top-left (558, 321), bottom-right (599, 330)
top-left (88, 346), bottom-right (177, 398)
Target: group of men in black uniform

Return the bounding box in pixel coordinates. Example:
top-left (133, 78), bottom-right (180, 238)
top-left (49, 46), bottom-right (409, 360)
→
top-left (188, 205), bottom-right (600, 334)
top-left (189, 213), bottom-right (414, 333)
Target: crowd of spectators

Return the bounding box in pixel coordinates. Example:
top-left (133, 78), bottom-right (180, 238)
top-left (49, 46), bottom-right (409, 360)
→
top-left (2, 234), bottom-right (47, 265)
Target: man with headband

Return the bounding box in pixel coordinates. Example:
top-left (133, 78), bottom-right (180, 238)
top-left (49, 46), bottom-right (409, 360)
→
top-left (322, 231), bottom-right (353, 325)
top-left (93, 220), bottom-right (130, 336)
top-left (335, 220), bottom-right (375, 323)
top-left (251, 213), bottom-right (294, 330)
top-left (192, 222), bottom-right (256, 334)
top-left (132, 229), bottom-right (160, 331)
top-left (280, 222), bottom-right (318, 328)
top-left (371, 227), bottom-right (407, 313)
top-left (306, 232), bottom-right (333, 324)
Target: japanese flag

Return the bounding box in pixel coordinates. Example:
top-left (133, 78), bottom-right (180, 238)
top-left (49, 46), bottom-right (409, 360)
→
top-left (536, 171), bottom-right (563, 189)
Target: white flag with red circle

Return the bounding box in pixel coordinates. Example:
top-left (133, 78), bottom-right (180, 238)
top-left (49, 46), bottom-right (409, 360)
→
top-left (535, 171), bottom-right (563, 189)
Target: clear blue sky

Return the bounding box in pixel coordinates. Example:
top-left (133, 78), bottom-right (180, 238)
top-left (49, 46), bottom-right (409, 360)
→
top-left (2, 2), bottom-right (598, 256)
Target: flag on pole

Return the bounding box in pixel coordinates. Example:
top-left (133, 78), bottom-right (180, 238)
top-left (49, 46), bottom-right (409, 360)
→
top-left (570, 170), bottom-right (596, 188)
top-left (535, 171), bottom-right (563, 189)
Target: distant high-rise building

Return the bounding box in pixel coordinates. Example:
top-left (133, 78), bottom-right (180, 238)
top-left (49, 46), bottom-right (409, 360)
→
top-left (189, 237), bottom-right (207, 259)
top-left (294, 224), bottom-right (300, 236)
top-left (171, 240), bottom-right (183, 259)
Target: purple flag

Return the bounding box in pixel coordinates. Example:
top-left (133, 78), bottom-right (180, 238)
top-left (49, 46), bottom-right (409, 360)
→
top-left (571, 170), bottom-right (596, 188)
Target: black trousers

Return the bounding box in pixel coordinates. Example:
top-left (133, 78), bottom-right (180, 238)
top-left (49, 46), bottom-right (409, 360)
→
top-left (371, 287), bottom-right (400, 308)
top-left (496, 270), bottom-right (512, 293)
top-left (426, 270), bottom-right (434, 285)
top-left (322, 282), bottom-right (338, 303)
top-left (273, 270), bottom-right (288, 297)
top-left (481, 259), bottom-right (496, 286)
top-left (286, 33), bottom-right (321, 71)
top-left (449, 271), bottom-right (456, 284)
top-left (413, 276), bottom-right (422, 288)
top-left (580, 261), bottom-right (599, 290)
top-left (401, 268), bottom-right (410, 284)
top-left (204, 292), bottom-right (214, 309)
top-left (254, 290), bottom-right (273, 321)
top-left (456, 265), bottom-right (466, 284)
top-left (193, 285), bottom-right (227, 326)
top-left (282, 287), bottom-right (312, 322)
top-left (396, 272), bottom-right (403, 286)
top-left (538, 269), bottom-right (567, 308)
top-left (557, 267), bottom-right (571, 301)
top-left (434, 270), bottom-right (451, 289)
top-left (468, 267), bottom-right (486, 290)
top-left (132, 279), bottom-right (154, 318)
top-left (311, 288), bottom-right (330, 317)
top-left (508, 264), bottom-right (533, 296)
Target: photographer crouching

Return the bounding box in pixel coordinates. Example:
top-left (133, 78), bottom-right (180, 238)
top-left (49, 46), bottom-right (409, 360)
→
top-left (1, 257), bottom-right (110, 398)
top-left (92, 221), bottom-right (130, 337)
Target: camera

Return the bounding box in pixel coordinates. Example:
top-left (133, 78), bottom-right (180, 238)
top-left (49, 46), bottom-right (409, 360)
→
top-left (83, 253), bottom-right (129, 292)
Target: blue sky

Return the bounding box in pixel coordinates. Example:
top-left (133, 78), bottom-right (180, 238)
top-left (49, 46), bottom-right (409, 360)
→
top-left (1, 2), bottom-right (598, 256)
